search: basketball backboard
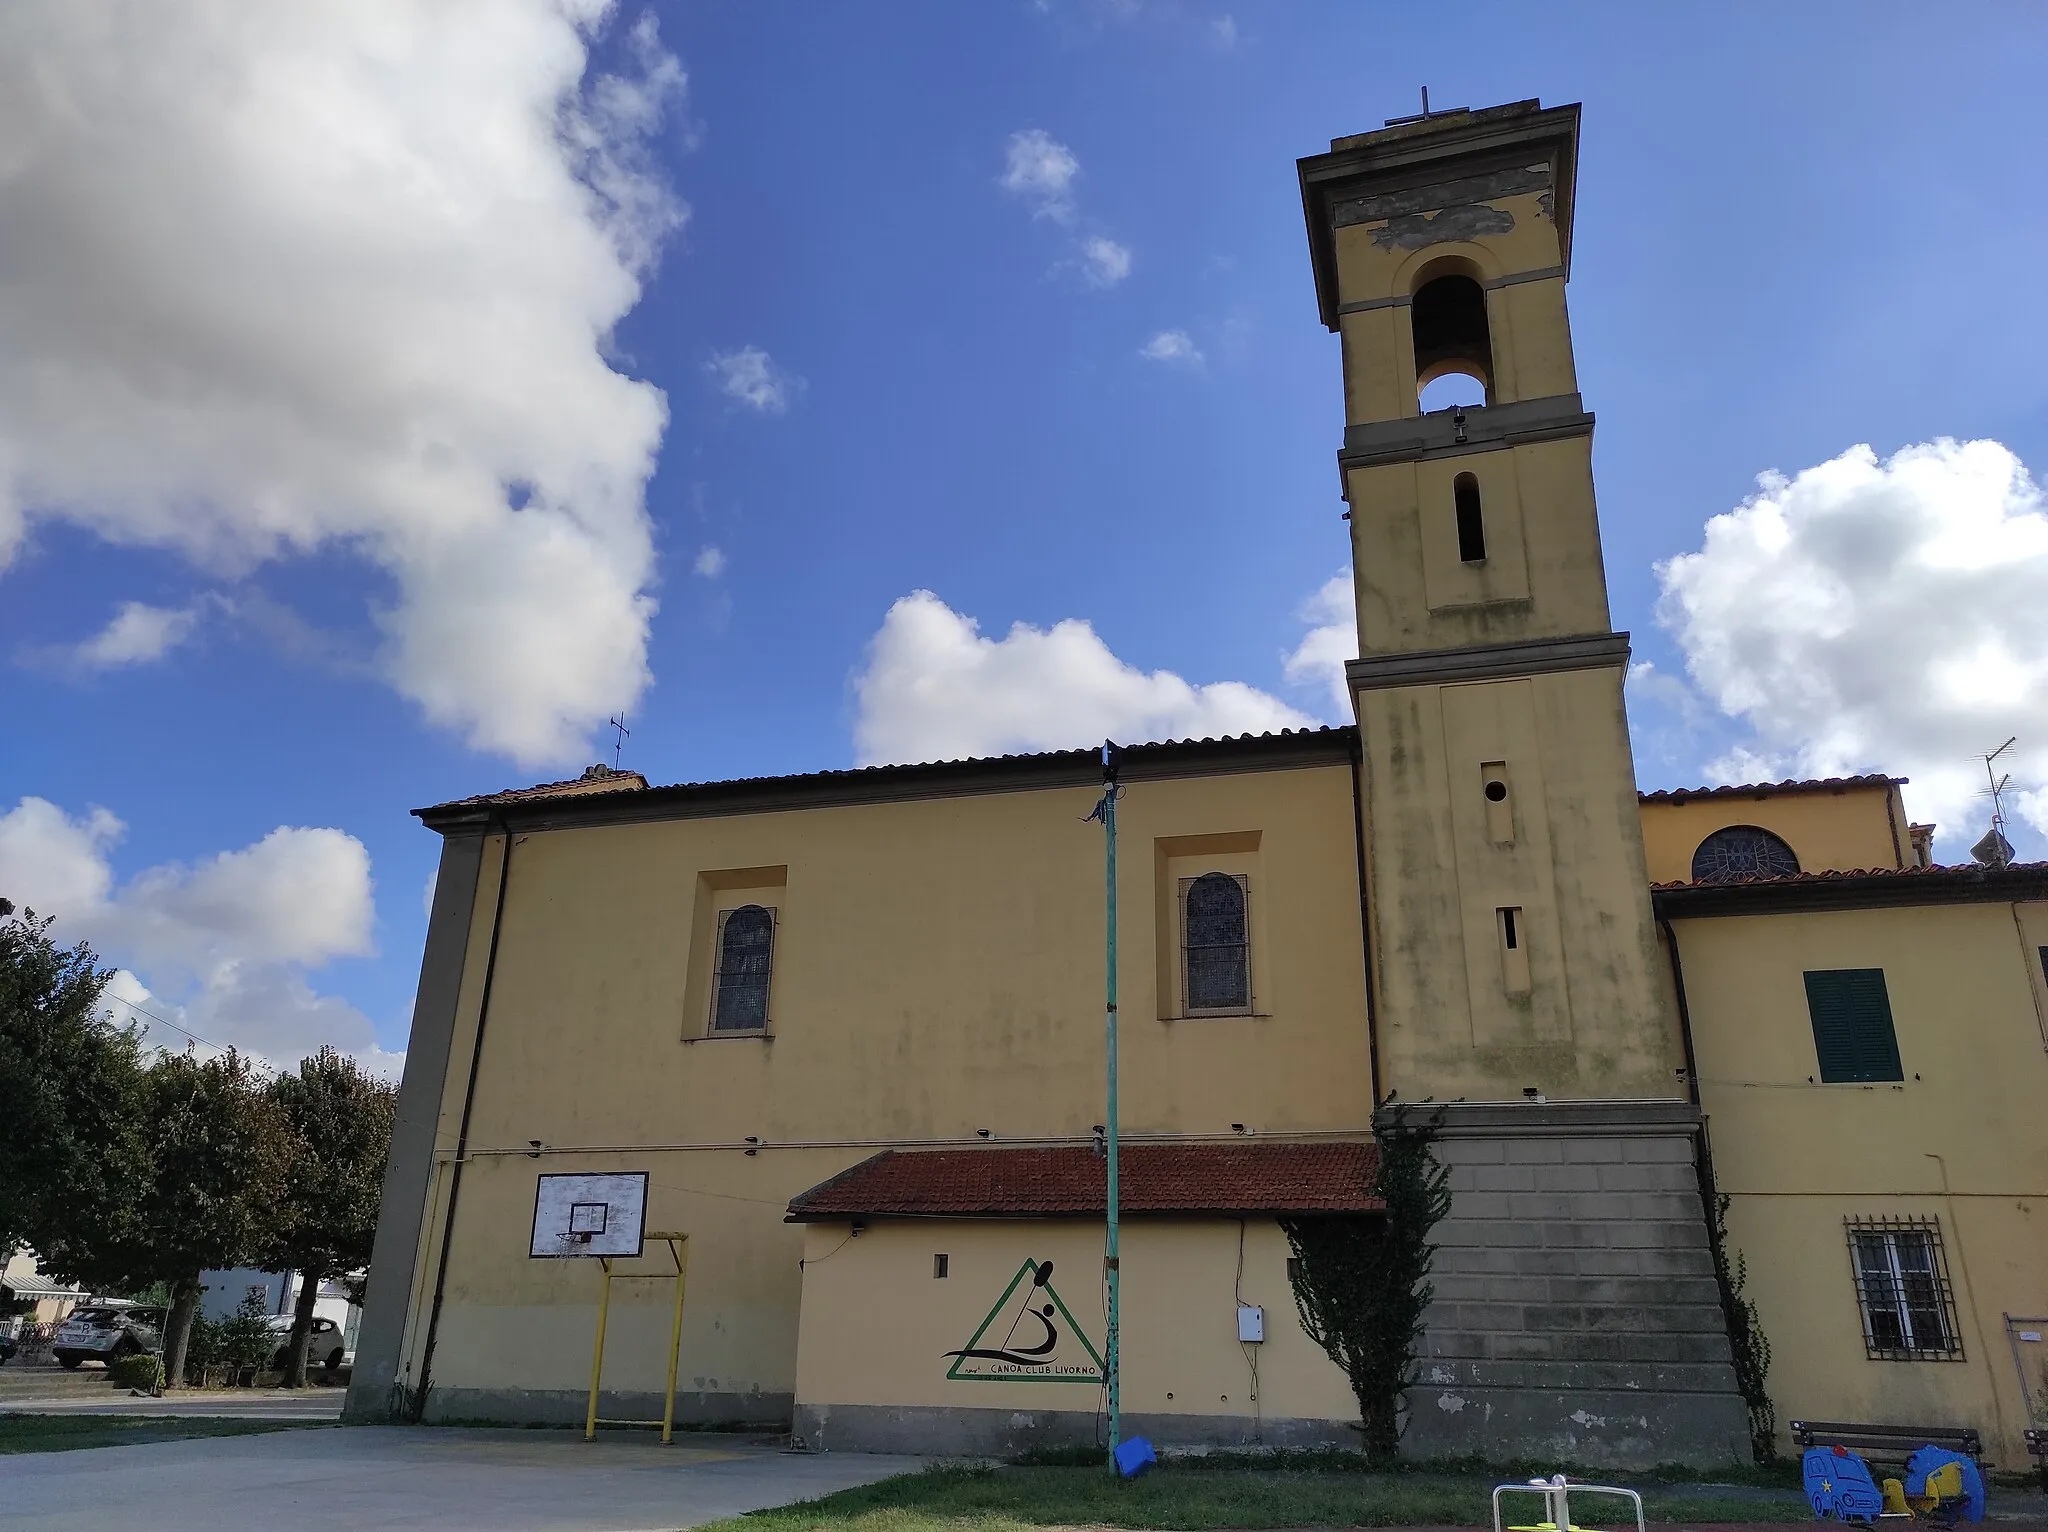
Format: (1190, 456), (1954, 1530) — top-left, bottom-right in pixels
(530, 1171), (648, 1258)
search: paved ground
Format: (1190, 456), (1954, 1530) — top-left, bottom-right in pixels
(0, 1359), (344, 1418)
(2, 1425), (923, 1532)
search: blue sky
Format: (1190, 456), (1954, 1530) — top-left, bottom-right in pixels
(3, 1), (2047, 1068)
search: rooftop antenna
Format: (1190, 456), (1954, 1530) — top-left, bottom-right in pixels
(608, 715), (631, 772)
(1971, 736), (2017, 869)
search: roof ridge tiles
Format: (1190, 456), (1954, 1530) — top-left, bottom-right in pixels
(1653, 860), (2048, 891)
(418, 725), (1359, 819)
(1637, 773), (1905, 804)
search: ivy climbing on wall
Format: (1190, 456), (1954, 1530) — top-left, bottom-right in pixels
(1705, 1185), (1777, 1462)
(1280, 1110), (1451, 1459)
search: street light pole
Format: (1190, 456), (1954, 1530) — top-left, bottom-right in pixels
(1093, 741), (1124, 1462)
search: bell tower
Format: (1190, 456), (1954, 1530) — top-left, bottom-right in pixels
(1301, 99), (1677, 1103)
(1301, 101), (1751, 1466)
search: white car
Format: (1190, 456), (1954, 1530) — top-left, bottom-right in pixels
(265, 1314), (352, 1374)
(52, 1307), (162, 1369)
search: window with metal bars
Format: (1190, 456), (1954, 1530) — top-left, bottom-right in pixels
(1845, 1217), (1962, 1361)
(1180, 872), (1251, 1015)
(710, 904), (774, 1031)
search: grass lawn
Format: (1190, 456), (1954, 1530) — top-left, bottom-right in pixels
(708, 1460), (1814, 1532)
(0, 1414), (326, 1455)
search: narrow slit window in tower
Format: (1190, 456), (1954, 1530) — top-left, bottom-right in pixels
(1455, 473), (1487, 563)
(1498, 906), (1530, 994)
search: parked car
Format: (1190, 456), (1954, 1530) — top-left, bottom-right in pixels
(0, 1328), (16, 1365)
(264, 1314), (352, 1374)
(51, 1307), (162, 1369)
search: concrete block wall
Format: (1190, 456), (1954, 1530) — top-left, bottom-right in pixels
(1379, 1100), (1751, 1468)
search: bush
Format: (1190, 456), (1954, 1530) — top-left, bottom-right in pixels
(182, 1311), (226, 1385)
(108, 1352), (164, 1392)
(218, 1290), (275, 1377)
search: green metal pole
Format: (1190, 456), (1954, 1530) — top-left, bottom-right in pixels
(1102, 743), (1122, 1463)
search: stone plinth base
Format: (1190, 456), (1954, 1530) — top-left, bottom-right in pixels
(1379, 1099), (1751, 1469)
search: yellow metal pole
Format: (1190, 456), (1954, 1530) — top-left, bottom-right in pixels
(585, 1258), (613, 1441)
(661, 1236), (689, 1444)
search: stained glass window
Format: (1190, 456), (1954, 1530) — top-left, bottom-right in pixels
(1183, 873), (1250, 1013)
(1690, 825), (1800, 883)
(711, 905), (773, 1031)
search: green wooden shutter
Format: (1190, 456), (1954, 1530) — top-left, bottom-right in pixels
(1803, 969), (1903, 1083)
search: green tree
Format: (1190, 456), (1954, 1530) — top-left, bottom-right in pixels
(1282, 1113), (1452, 1458)
(0, 899), (149, 1267)
(39, 1049), (292, 1387)
(261, 1048), (397, 1386)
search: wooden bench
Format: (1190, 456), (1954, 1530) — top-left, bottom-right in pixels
(1790, 1419), (1984, 1471)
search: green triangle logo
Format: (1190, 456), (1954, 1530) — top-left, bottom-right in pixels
(944, 1258), (1105, 1383)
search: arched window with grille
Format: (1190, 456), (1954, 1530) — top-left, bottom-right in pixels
(711, 904), (775, 1031)
(1690, 826), (1800, 884)
(1182, 872), (1250, 1015)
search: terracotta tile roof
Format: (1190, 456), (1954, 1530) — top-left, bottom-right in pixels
(1653, 861), (2048, 893)
(785, 1140), (1382, 1222)
(1654, 861), (2048, 915)
(1637, 774), (1904, 805)
(417, 727), (1358, 827)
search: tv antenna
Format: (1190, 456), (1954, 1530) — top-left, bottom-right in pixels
(608, 715), (631, 772)
(1972, 736), (2017, 869)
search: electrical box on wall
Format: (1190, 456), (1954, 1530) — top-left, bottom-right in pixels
(1237, 1304), (1264, 1343)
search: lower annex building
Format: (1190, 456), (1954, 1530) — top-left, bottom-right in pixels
(346, 99), (2048, 1466)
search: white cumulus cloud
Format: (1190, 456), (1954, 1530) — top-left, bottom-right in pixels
(853, 590), (1315, 766)
(1081, 236), (1132, 288)
(0, 796), (389, 1071)
(1141, 329), (1203, 365)
(1655, 438), (2048, 850)
(707, 346), (800, 414)
(0, 0), (687, 768)
(693, 545), (726, 578)
(1282, 570), (1356, 716)
(1000, 129), (1081, 221)
(62, 599), (208, 670)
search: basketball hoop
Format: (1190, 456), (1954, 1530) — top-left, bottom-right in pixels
(530, 1174), (647, 1261)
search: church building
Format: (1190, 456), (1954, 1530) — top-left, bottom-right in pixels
(346, 100), (2048, 1468)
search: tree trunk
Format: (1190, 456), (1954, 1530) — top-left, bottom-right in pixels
(1357, 1387), (1400, 1461)
(161, 1279), (201, 1390)
(281, 1268), (324, 1388)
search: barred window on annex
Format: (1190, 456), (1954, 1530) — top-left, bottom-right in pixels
(1847, 1218), (1962, 1361)
(711, 905), (775, 1032)
(1183, 872), (1251, 1015)
(1691, 825), (1800, 883)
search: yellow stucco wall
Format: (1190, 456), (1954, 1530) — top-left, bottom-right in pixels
(1359, 666), (1685, 1102)
(1332, 205), (1574, 419)
(793, 1218), (1355, 1431)
(1677, 900), (2048, 1461)
(1345, 438), (1614, 654)
(1324, 122), (1681, 1109)
(385, 761), (1373, 1409)
(1640, 784), (1907, 885)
